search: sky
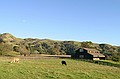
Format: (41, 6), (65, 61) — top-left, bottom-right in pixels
(0, 0), (120, 46)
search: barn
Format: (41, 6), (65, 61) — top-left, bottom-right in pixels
(72, 48), (105, 60)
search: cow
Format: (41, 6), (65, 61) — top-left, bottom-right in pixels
(10, 58), (19, 63)
(61, 60), (67, 65)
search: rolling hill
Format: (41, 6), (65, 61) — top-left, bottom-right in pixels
(0, 33), (120, 60)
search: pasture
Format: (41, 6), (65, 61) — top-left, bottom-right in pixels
(0, 57), (120, 79)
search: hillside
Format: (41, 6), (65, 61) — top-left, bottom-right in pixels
(0, 33), (120, 60)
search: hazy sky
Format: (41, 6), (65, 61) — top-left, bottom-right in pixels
(0, 0), (120, 46)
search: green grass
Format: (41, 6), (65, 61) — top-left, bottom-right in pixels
(0, 57), (120, 79)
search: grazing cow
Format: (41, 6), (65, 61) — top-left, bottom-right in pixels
(10, 58), (19, 63)
(61, 60), (67, 65)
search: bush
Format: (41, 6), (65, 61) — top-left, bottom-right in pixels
(112, 56), (120, 62)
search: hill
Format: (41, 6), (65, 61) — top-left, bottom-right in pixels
(0, 33), (120, 60)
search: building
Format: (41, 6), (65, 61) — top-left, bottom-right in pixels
(72, 48), (105, 60)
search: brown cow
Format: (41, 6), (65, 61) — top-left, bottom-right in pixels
(10, 58), (19, 63)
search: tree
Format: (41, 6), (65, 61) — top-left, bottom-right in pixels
(48, 47), (60, 55)
(0, 43), (12, 56)
(81, 41), (94, 48)
(13, 44), (30, 56)
(112, 53), (120, 62)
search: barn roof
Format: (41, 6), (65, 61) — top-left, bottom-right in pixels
(83, 48), (105, 57)
(83, 48), (99, 52)
(89, 52), (105, 57)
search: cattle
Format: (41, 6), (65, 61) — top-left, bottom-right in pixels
(61, 60), (67, 65)
(10, 58), (19, 63)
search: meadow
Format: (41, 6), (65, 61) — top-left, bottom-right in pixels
(0, 57), (120, 79)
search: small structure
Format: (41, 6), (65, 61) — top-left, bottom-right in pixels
(72, 48), (105, 60)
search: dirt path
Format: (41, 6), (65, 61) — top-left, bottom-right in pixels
(17, 54), (71, 60)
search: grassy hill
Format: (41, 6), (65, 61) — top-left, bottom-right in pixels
(0, 33), (120, 61)
(0, 57), (120, 79)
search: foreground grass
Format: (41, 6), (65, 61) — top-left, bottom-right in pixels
(0, 57), (120, 79)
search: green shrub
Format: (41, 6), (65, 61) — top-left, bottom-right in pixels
(112, 55), (120, 62)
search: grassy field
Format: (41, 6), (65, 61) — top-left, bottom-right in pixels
(0, 57), (120, 79)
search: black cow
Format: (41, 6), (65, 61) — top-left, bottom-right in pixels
(61, 60), (67, 65)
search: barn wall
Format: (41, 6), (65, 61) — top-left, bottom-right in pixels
(93, 58), (100, 60)
(72, 48), (105, 60)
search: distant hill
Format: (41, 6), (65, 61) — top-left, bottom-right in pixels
(0, 33), (120, 60)
(0, 33), (23, 44)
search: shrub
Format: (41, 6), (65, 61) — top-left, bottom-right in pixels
(112, 55), (120, 62)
